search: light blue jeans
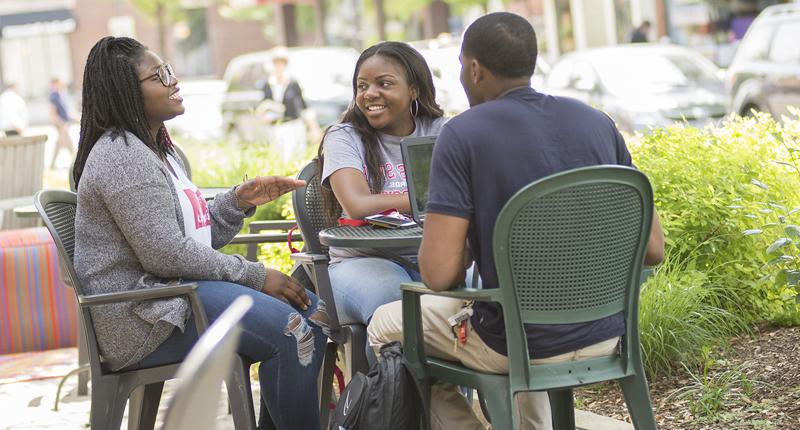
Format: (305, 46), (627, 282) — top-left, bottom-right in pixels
(329, 257), (422, 326)
(128, 281), (328, 430)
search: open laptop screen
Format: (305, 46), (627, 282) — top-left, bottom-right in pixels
(401, 136), (437, 225)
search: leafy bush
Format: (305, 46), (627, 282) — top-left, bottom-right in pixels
(177, 136), (313, 221)
(638, 255), (747, 377)
(630, 114), (800, 324)
(174, 135), (316, 257)
(728, 110), (800, 324)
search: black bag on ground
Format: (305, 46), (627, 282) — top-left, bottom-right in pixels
(329, 341), (427, 430)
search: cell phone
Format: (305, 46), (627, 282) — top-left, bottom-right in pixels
(364, 214), (417, 229)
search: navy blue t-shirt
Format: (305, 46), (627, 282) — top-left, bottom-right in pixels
(427, 87), (630, 359)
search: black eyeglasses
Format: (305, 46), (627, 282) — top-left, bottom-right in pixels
(139, 63), (175, 87)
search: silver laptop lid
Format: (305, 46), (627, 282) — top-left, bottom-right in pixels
(400, 135), (437, 226)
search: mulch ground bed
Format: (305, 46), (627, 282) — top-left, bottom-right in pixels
(575, 325), (800, 429)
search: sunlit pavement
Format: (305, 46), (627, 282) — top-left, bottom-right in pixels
(0, 349), (632, 430)
(0, 348), (253, 430)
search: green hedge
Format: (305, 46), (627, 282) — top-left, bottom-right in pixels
(631, 112), (800, 375)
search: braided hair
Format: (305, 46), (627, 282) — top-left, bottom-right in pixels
(73, 36), (173, 188)
(317, 41), (443, 218)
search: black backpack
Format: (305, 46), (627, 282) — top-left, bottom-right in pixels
(329, 341), (427, 430)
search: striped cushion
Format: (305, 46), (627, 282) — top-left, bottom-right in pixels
(0, 228), (78, 354)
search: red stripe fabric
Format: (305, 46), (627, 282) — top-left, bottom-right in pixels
(0, 228), (78, 354)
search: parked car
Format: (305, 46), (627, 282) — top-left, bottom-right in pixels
(222, 46), (359, 137)
(166, 78), (227, 139)
(727, 3), (800, 120)
(415, 40), (549, 115)
(545, 44), (727, 132)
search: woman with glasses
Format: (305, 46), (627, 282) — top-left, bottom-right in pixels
(72, 36), (329, 430)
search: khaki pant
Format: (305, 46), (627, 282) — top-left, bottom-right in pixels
(368, 295), (620, 430)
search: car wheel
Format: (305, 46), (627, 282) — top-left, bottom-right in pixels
(740, 104), (761, 117)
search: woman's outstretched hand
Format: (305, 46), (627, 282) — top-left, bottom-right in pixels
(235, 176), (306, 210)
(261, 268), (311, 310)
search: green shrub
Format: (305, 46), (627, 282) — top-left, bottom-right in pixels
(630, 114), (800, 324)
(638, 254), (747, 377)
(174, 135), (315, 257)
(177, 136), (313, 222)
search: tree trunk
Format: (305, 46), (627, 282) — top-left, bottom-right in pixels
(156, 1), (168, 57)
(423, 0), (450, 39)
(313, 0), (327, 45)
(374, 0), (386, 41)
(275, 3), (299, 47)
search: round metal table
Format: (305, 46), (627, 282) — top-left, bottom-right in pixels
(318, 225), (423, 249)
(319, 225), (423, 271)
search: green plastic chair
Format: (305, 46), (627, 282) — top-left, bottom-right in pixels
(401, 165), (658, 429)
(34, 190), (258, 430)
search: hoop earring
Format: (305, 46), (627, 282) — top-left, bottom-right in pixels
(410, 99), (419, 118)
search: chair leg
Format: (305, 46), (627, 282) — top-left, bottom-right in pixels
(226, 356), (257, 430)
(548, 389), (576, 430)
(477, 390), (492, 424)
(76, 316), (90, 396)
(481, 388), (515, 430)
(90, 377), (128, 430)
(619, 373), (657, 430)
(127, 382), (163, 430)
(346, 324), (370, 377)
(318, 341), (338, 428)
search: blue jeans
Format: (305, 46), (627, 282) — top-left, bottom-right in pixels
(130, 281), (328, 430)
(329, 257), (422, 326)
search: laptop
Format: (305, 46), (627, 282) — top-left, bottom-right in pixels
(400, 135), (437, 226)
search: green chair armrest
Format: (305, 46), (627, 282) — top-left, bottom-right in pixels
(401, 282), (501, 381)
(78, 283), (209, 332)
(400, 282), (502, 302)
(78, 283), (199, 306)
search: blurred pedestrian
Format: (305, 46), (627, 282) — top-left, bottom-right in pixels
(0, 83), (28, 136)
(629, 20), (651, 43)
(263, 46), (306, 121)
(49, 77), (75, 168)
(261, 46), (322, 158)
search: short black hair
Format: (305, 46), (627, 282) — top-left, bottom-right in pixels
(462, 12), (537, 79)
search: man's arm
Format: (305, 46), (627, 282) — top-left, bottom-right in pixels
(645, 210), (665, 265)
(418, 212), (471, 291)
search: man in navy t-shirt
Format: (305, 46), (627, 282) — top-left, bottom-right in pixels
(368, 12), (664, 429)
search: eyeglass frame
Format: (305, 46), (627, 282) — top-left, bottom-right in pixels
(139, 63), (176, 87)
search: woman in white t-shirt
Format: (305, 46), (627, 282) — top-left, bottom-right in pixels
(72, 37), (327, 430)
(317, 41), (445, 332)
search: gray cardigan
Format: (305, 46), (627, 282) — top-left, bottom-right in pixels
(74, 131), (267, 370)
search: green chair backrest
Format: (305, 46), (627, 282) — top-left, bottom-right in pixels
(292, 159), (341, 255)
(34, 190), (108, 375)
(492, 166), (653, 373)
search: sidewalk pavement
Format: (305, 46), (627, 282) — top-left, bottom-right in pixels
(0, 348), (632, 430)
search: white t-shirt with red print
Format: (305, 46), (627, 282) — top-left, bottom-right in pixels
(167, 154), (212, 247)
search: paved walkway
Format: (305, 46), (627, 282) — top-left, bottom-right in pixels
(0, 348), (632, 429)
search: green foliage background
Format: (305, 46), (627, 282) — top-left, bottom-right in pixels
(630, 113), (800, 376)
(175, 113), (800, 377)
